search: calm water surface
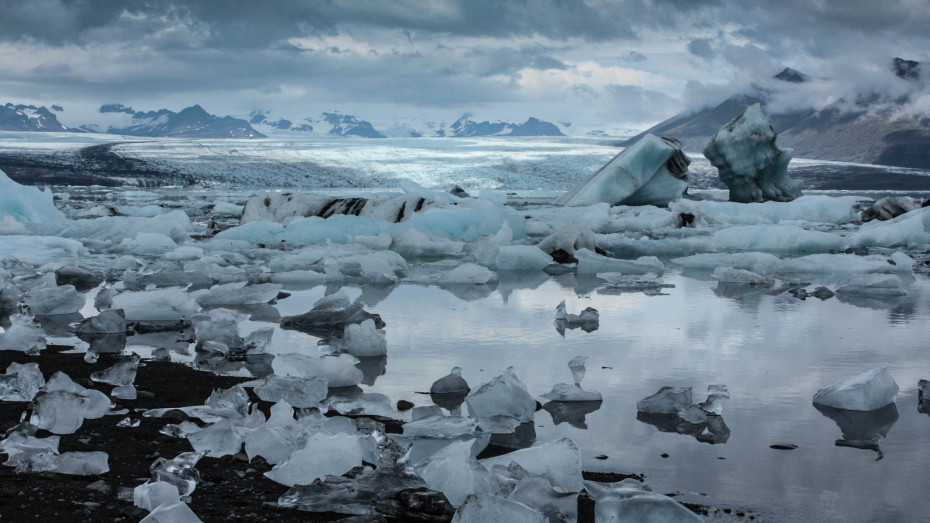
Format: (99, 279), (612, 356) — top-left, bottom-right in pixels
(261, 271), (930, 521)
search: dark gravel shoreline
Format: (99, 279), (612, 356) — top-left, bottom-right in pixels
(0, 347), (751, 522)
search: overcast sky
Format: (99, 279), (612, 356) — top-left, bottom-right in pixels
(1, 0), (928, 129)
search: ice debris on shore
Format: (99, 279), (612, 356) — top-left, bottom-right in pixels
(813, 367), (899, 411)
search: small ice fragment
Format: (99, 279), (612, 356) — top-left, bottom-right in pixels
(568, 356), (586, 387)
(150, 451), (207, 496)
(0, 362), (45, 401)
(430, 367), (470, 394)
(813, 367), (899, 411)
(330, 318), (387, 357)
(84, 351), (99, 364)
(90, 354), (140, 386)
(117, 417), (140, 428)
(637, 386), (693, 414)
(112, 384), (137, 400)
(205, 384), (250, 418)
(540, 383), (602, 402)
(465, 367), (536, 424)
(94, 284), (115, 311)
(585, 480), (703, 522)
(134, 481), (181, 512)
(0, 311), (47, 354)
(700, 384), (730, 415)
(139, 501), (202, 523)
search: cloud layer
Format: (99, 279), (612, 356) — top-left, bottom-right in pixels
(0, 0), (927, 128)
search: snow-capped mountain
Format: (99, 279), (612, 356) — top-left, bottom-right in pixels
(0, 103), (73, 132)
(622, 59), (930, 169)
(440, 115), (564, 137)
(321, 113), (385, 138)
(93, 104), (264, 138)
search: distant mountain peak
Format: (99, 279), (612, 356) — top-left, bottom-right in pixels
(108, 104), (264, 138)
(893, 57), (921, 81)
(0, 103), (71, 132)
(100, 103), (135, 114)
(774, 67), (808, 83)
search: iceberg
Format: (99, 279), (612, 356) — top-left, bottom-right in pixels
(813, 367), (899, 411)
(329, 318), (387, 357)
(557, 134), (691, 207)
(0, 167), (66, 222)
(0, 362), (45, 401)
(703, 103), (802, 203)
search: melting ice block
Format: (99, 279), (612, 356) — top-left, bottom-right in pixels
(265, 433), (367, 487)
(541, 357), (602, 402)
(557, 134), (691, 207)
(481, 438), (583, 494)
(585, 480), (703, 522)
(451, 494), (547, 523)
(139, 501), (202, 523)
(414, 439), (497, 507)
(250, 374), (328, 407)
(134, 481), (181, 512)
(0, 362), (45, 401)
(90, 353), (140, 386)
(703, 103), (801, 203)
(813, 367), (899, 411)
(575, 249), (664, 275)
(76, 309), (126, 334)
(0, 312), (46, 354)
(465, 367), (536, 424)
(275, 352), (364, 388)
(637, 386), (693, 414)
(111, 288), (200, 321)
(24, 284), (84, 315)
(192, 282), (281, 306)
(330, 318), (387, 357)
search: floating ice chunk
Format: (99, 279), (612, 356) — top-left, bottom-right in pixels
(814, 402), (898, 456)
(537, 226), (597, 263)
(813, 367), (899, 411)
(861, 196), (918, 222)
(558, 134), (691, 207)
(540, 383), (602, 402)
(24, 284), (84, 315)
(439, 263), (498, 285)
(139, 501), (202, 523)
(275, 352), (364, 388)
(0, 312), (46, 353)
(575, 249), (664, 275)
(481, 438), (583, 493)
(90, 354), (140, 386)
(192, 282), (281, 306)
(713, 266), (771, 285)
(431, 367), (470, 394)
(193, 308), (246, 349)
(117, 232), (177, 255)
(0, 236), (87, 265)
(212, 201), (244, 218)
(0, 168), (66, 222)
(280, 292), (384, 338)
(330, 318), (387, 357)
(415, 439), (497, 507)
(466, 367), (536, 424)
(266, 433), (367, 487)
(704, 103), (801, 203)
(94, 284), (116, 311)
(568, 356), (586, 386)
(847, 207), (930, 249)
(495, 246), (552, 272)
(134, 481), (181, 512)
(637, 386), (693, 414)
(835, 275), (908, 297)
(325, 392), (395, 418)
(111, 288), (200, 321)
(54, 265), (104, 291)
(700, 385), (730, 415)
(670, 195), (861, 225)
(0, 362), (45, 401)
(554, 301), (600, 333)
(76, 309), (126, 334)
(188, 413), (262, 458)
(250, 375), (328, 408)
(392, 228), (465, 259)
(708, 225), (843, 254)
(585, 480), (703, 523)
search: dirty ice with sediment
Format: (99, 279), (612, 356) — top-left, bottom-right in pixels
(2, 107), (930, 522)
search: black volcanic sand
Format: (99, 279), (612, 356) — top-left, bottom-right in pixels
(0, 347), (746, 522)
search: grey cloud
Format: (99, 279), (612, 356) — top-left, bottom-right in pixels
(622, 51), (647, 63)
(686, 38), (715, 60)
